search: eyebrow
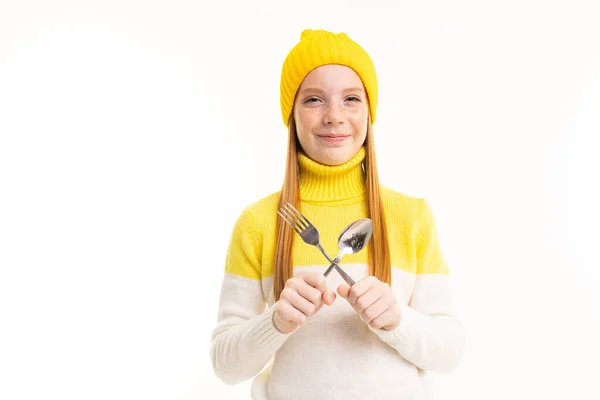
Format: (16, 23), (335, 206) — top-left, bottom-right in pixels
(299, 86), (365, 95)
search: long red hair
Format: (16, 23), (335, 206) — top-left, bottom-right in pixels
(273, 116), (391, 300)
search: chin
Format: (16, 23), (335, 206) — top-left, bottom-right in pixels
(318, 149), (353, 166)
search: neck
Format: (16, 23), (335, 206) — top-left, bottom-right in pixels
(297, 147), (367, 204)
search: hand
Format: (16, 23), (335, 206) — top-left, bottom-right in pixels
(273, 271), (336, 334)
(337, 276), (401, 331)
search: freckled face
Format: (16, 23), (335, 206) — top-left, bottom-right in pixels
(293, 65), (369, 166)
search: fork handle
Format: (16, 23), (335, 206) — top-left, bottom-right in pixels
(332, 263), (356, 286)
(317, 244), (355, 286)
(323, 256), (341, 277)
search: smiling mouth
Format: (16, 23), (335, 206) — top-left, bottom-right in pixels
(318, 134), (351, 138)
(317, 135), (350, 145)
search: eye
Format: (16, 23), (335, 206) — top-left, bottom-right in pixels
(346, 96), (361, 102)
(304, 96), (320, 104)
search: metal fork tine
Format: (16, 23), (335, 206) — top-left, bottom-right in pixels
(282, 204), (307, 230)
(279, 207), (305, 231)
(277, 211), (303, 235)
(285, 203), (312, 227)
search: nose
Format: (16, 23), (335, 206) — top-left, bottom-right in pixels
(323, 104), (344, 125)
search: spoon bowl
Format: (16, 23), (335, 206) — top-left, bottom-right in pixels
(324, 218), (373, 278)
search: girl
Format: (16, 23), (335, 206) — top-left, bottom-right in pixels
(211, 29), (464, 399)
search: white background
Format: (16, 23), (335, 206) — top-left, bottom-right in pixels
(1, 1), (599, 399)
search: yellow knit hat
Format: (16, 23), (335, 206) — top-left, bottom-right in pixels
(280, 29), (378, 127)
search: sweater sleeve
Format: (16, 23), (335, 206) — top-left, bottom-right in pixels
(370, 199), (465, 373)
(210, 208), (292, 384)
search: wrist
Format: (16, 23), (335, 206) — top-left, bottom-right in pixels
(272, 310), (298, 334)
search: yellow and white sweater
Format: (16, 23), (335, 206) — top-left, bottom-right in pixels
(211, 147), (464, 399)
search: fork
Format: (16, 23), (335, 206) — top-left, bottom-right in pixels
(277, 202), (355, 286)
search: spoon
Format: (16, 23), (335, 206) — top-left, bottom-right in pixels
(323, 218), (373, 285)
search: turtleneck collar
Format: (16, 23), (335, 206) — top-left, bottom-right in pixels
(298, 147), (366, 204)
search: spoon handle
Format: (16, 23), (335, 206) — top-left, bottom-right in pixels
(316, 244), (355, 286)
(332, 263), (356, 286)
(323, 256), (341, 277)
(323, 257), (356, 286)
